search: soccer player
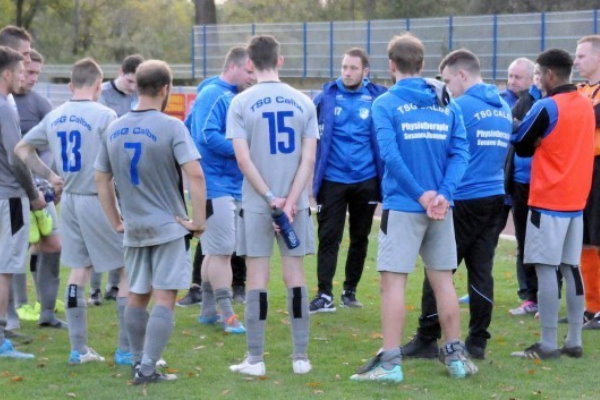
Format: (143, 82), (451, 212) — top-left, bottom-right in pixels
(13, 49), (65, 329)
(92, 53), (145, 304)
(574, 35), (600, 329)
(402, 49), (511, 360)
(511, 49), (594, 359)
(15, 58), (127, 365)
(190, 47), (254, 333)
(0, 45), (46, 359)
(227, 35), (317, 376)
(350, 34), (476, 382)
(95, 59), (206, 384)
(310, 48), (386, 313)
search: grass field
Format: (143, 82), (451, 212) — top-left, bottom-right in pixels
(1, 220), (598, 400)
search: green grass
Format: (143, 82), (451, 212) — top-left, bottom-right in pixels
(2, 221), (598, 400)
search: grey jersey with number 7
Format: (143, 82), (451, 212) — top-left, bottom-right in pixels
(94, 109), (201, 247)
(23, 100), (117, 195)
(225, 82), (319, 213)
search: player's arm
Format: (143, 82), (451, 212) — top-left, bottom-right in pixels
(14, 139), (63, 198)
(202, 97), (235, 158)
(177, 161), (206, 236)
(95, 171), (123, 232)
(1, 113), (45, 209)
(511, 99), (554, 157)
(232, 138), (283, 208)
(284, 137), (317, 219)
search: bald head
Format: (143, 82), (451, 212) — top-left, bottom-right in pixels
(507, 58), (534, 94)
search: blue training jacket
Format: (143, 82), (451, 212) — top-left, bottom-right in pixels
(189, 77), (243, 200)
(453, 83), (512, 200)
(312, 78), (387, 198)
(372, 77), (470, 212)
(513, 85), (542, 184)
(500, 89), (518, 108)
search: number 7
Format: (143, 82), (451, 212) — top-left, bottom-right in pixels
(124, 142), (142, 185)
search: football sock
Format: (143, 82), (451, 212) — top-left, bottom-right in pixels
(65, 284), (87, 353)
(125, 305), (148, 364)
(117, 297), (130, 352)
(140, 305), (173, 376)
(287, 286), (309, 360)
(246, 289), (267, 363)
(200, 281), (217, 318)
(215, 288), (234, 322)
(560, 264), (584, 348)
(536, 264), (560, 350)
(37, 252), (61, 324)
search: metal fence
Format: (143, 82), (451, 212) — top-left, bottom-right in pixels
(191, 9), (600, 81)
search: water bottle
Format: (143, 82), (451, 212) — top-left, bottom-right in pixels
(43, 187), (55, 203)
(271, 207), (300, 249)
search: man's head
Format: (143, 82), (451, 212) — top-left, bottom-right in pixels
(221, 47), (255, 90)
(575, 35), (600, 81)
(70, 57), (103, 100)
(116, 54), (144, 95)
(0, 25), (31, 65)
(19, 49), (43, 94)
(0, 45), (25, 95)
(439, 49), (481, 97)
(341, 48), (370, 90)
(387, 33), (424, 78)
(136, 60), (172, 111)
(247, 35), (282, 72)
(535, 48), (573, 93)
(507, 58), (534, 94)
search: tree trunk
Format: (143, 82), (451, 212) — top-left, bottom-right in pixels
(194, 0), (216, 25)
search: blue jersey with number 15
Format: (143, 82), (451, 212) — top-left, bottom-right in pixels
(23, 100), (117, 195)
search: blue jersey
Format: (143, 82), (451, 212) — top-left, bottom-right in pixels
(500, 89), (518, 108)
(189, 77), (242, 199)
(454, 83), (512, 200)
(372, 77), (469, 213)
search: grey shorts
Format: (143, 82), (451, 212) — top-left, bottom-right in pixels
(236, 208), (315, 258)
(46, 201), (59, 235)
(0, 198), (29, 274)
(60, 193), (124, 272)
(125, 237), (192, 294)
(377, 210), (457, 273)
(200, 196), (237, 255)
(524, 210), (583, 266)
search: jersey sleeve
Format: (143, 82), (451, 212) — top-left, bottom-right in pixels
(172, 120), (201, 165)
(94, 134), (112, 174)
(225, 97), (246, 140)
(201, 95), (235, 157)
(437, 102), (470, 201)
(22, 116), (50, 148)
(303, 101), (320, 139)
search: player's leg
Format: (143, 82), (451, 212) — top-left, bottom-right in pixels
(114, 267), (132, 365)
(282, 255), (310, 373)
(133, 237), (190, 384)
(36, 212), (65, 328)
(198, 256), (217, 322)
(313, 180), (348, 312)
(0, 198), (34, 359)
(343, 178), (378, 307)
(176, 243), (203, 307)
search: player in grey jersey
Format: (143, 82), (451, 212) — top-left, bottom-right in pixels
(0, 45), (46, 359)
(95, 59), (206, 385)
(227, 35), (318, 376)
(15, 58), (129, 365)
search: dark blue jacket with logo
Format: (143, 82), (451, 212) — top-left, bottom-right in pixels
(312, 78), (387, 198)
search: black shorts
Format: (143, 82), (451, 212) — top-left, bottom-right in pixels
(583, 156), (600, 246)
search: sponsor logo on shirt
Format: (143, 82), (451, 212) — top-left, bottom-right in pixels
(359, 107), (370, 120)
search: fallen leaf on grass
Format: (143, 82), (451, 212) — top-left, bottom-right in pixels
(306, 382), (321, 388)
(194, 367), (203, 372)
(501, 386), (515, 392)
(166, 368), (178, 374)
(193, 345), (206, 350)
(142, 387), (148, 397)
(1, 371), (11, 377)
(221, 389), (230, 395)
(527, 369), (536, 375)
(181, 330), (192, 336)
(405, 305), (415, 311)
(370, 332), (383, 340)
(313, 390), (324, 395)
(37, 362), (46, 368)
(280, 318), (290, 325)
(66, 393), (76, 398)
(258, 376), (268, 381)
(541, 366), (552, 371)
(186, 372), (197, 378)
(10, 376), (23, 382)
(215, 342), (224, 348)
(533, 359), (542, 365)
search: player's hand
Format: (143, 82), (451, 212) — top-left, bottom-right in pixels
(114, 221), (124, 233)
(270, 197), (286, 210)
(30, 191), (46, 211)
(282, 202), (297, 223)
(176, 216), (205, 238)
(49, 173), (64, 203)
(426, 194), (449, 220)
(418, 190), (437, 211)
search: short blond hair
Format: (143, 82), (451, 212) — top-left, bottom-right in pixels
(578, 35), (600, 50)
(71, 58), (102, 88)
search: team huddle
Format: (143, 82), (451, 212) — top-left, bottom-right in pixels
(1, 22), (600, 386)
